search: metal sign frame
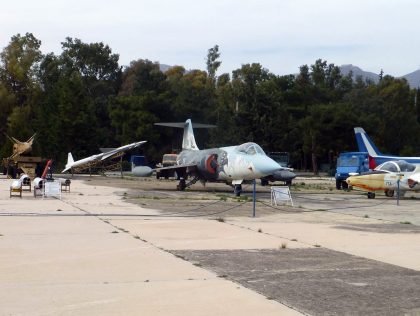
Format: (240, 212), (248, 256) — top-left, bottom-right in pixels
(271, 186), (293, 206)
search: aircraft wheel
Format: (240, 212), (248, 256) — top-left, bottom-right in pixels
(385, 190), (394, 197)
(177, 179), (186, 191)
(341, 181), (348, 190)
(367, 192), (376, 199)
(234, 184), (242, 196)
(336, 180), (342, 190)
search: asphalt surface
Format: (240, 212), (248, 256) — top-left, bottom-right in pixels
(3, 175), (420, 315)
(173, 248), (420, 316)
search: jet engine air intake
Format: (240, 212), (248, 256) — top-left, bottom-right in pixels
(198, 154), (218, 178)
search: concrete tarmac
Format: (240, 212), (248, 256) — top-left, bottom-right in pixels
(1, 175), (420, 315)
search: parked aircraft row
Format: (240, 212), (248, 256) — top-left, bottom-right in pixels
(57, 119), (296, 196)
(8, 120), (418, 198)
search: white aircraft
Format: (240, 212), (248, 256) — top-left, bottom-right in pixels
(346, 160), (420, 198)
(354, 127), (420, 166)
(154, 119), (295, 196)
(62, 141), (147, 173)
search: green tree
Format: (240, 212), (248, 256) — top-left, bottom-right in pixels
(206, 45), (221, 82)
(0, 33), (42, 156)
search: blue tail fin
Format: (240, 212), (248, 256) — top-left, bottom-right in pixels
(354, 127), (382, 156)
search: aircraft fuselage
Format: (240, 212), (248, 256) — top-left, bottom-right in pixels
(177, 143), (282, 183)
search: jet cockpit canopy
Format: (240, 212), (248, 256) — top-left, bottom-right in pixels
(375, 160), (416, 173)
(236, 142), (266, 155)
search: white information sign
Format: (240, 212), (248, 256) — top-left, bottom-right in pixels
(43, 180), (62, 199)
(271, 186), (293, 206)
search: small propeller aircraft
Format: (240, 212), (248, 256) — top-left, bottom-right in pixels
(62, 141), (147, 173)
(346, 160), (420, 198)
(155, 119), (295, 196)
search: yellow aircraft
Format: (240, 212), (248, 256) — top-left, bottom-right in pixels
(346, 160), (420, 198)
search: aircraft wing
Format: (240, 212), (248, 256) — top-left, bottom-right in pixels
(101, 141), (147, 160)
(155, 163), (198, 172)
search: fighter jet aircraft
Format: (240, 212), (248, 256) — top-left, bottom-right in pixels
(346, 160), (420, 198)
(62, 141), (147, 173)
(155, 119), (295, 196)
(354, 127), (420, 166)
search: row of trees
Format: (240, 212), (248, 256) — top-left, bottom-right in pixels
(1, 33), (419, 172)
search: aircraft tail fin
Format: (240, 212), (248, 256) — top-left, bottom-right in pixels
(182, 119), (199, 150)
(155, 119), (216, 151)
(354, 127), (382, 157)
(67, 152), (74, 165)
(62, 153), (74, 173)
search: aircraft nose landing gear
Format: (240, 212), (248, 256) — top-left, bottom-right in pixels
(234, 184), (242, 196)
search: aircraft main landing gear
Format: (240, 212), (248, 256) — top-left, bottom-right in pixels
(177, 178), (186, 191)
(367, 192), (376, 199)
(234, 184), (242, 197)
(385, 189), (394, 197)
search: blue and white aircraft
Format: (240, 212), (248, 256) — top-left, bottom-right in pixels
(155, 119), (295, 196)
(354, 127), (420, 166)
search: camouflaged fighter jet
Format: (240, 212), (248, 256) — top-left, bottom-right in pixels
(155, 119), (296, 196)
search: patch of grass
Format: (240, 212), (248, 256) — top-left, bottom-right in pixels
(314, 244), (321, 247)
(216, 217), (225, 223)
(56, 209), (63, 212)
(400, 221), (412, 225)
(111, 230), (119, 234)
(103, 220), (109, 224)
(315, 209), (326, 212)
(219, 196), (227, 201)
(236, 195), (250, 202)
(152, 196), (161, 200)
(78, 193), (84, 196)
(258, 228), (262, 233)
(280, 242), (287, 249)
(291, 238), (298, 241)
(0, 234), (3, 237)
(134, 235), (141, 239)
(364, 214), (369, 218)
(218, 274), (228, 278)
(193, 262), (202, 267)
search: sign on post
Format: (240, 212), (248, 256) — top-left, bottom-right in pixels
(271, 186), (293, 206)
(43, 180), (62, 199)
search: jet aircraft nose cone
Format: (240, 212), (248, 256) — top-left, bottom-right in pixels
(274, 170), (297, 181)
(255, 156), (282, 176)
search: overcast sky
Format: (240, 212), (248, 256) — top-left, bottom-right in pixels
(1, 0), (419, 76)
